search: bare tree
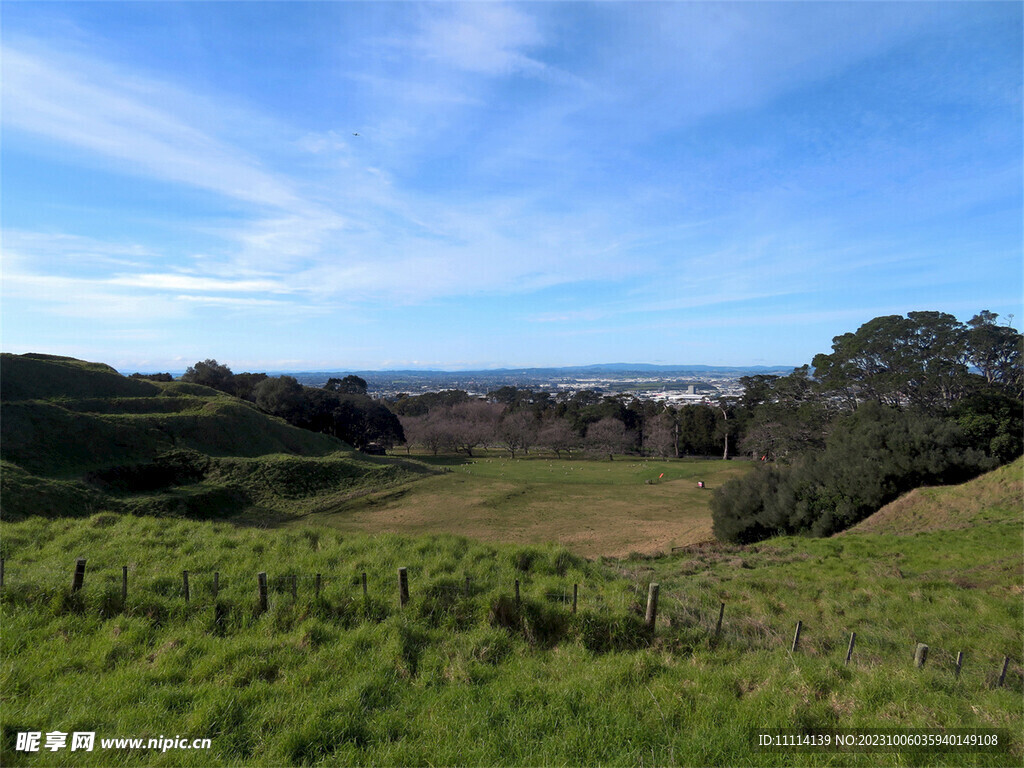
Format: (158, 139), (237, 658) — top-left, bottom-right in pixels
(448, 401), (502, 457)
(498, 410), (539, 458)
(642, 413), (675, 457)
(585, 417), (634, 461)
(537, 417), (579, 459)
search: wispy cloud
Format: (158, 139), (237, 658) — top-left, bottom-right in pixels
(411, 3), (546, 77)
(2, 44), (302, 211)
(2, 2), (1018, 369)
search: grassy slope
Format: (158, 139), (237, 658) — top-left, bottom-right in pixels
(0, 354), (433, 521)
(0, 459), (1020, 766)
(844, 457), (1023, 536)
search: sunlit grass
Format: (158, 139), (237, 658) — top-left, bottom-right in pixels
(1, 508), (1020, 767)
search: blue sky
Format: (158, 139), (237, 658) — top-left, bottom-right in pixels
(2, 2), (1021, 372)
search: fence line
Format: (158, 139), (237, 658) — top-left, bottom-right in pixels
(0, 558), (1016, 687)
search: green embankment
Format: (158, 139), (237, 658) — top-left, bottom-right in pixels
(0, 353), (433, 521)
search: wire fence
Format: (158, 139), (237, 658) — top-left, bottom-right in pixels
(0, 556), (1017, 690)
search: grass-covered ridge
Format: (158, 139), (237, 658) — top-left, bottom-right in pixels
(844, 456), (1023, 536)
(0, 353), (434, 522)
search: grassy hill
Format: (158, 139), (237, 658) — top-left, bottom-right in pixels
(0, 354), (433, 521)
(843, 456), (1023, 536)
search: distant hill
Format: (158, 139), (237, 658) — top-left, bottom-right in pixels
(0, 353), (433, 521)
(284, 363), (797, 378)
(844, 456), (1023, 536)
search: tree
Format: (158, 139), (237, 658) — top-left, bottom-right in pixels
(711, 402), (996, 543)
(642, 413), (676, 457)
(584, 417), (633, 460)
(325, 375), (368, 396)
(447, 401), (502, 457)
(810, 312), (972, 411)
(182, 359), (234, 392)
(737, 366), (828, 461)
(966, 311), (1023, 396)
(715, 397), (739, 460)
(231, 372), (268, 401)
(498, 410), (539, 458)
(677, 404), (719, 456)
(537, 417), (579, 458)
(390, 390), (470, 417)
(253, 376), (305, 421)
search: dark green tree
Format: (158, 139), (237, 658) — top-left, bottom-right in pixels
(182, 359), (234, 392)
(325, 375), (368, 396)
(966, 311), (1022, 396)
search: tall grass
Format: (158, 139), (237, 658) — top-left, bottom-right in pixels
(1, 512), (1020, 766)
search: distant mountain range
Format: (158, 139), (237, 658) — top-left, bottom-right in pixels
(141, 363), (797, 380)
(282, 363), (797, 378)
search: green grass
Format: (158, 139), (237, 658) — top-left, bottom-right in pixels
(1, 502), (1020, 767)
(298, 452), (749, 558)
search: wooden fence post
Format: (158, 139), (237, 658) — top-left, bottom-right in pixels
(572, 583), (578, 614)
(398, 567), (409, 608)
(997, 656), (1009, 687)
(845, 632), (856, 665)
(714, 603), (725, 638)
(915, 643), (929, 668)
(183, 571), (190, 602)
(257, 572), (268, 612)
(464, 576), (471, 597)
(515, 579), (521, 607)
(645, 583), (660, 629)
(791, 621), (803, 653)
(315, 573), (322, 598)
(122, 566), (128, 602)
(72, 558), (86, 592)
(955, 651), (964, 679)
(213, 572), (220, 599)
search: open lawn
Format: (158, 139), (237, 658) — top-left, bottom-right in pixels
(283, 453), (751, 558)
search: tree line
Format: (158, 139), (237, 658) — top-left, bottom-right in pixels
(173, 361), (405, 452)
(711, 310), (1022, 543)
(393, 387), (729, 460)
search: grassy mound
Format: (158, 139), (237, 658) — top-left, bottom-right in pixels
(844, 456), (1023, 536)
(0, 354), (433, 522)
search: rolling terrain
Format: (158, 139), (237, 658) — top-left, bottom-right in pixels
(0, 354), (1020, 766)
(0, 354), (433, 522)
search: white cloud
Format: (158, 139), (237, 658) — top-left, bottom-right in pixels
(108, 274), (290, 294)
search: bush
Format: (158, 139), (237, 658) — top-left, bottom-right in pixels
(712, 403), (998, 543)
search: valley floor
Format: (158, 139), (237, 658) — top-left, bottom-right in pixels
(279, 453), (749, 558)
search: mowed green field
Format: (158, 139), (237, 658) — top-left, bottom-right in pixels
(284, 453), (750, 558)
